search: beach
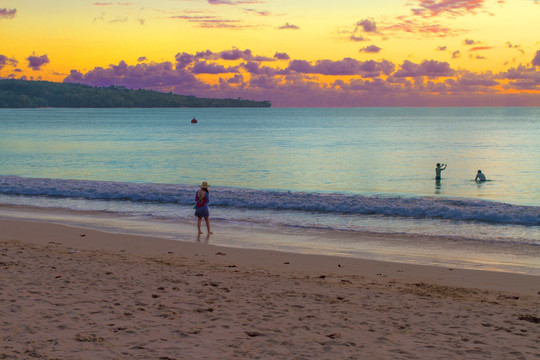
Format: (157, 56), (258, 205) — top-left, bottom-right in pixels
(1, 217), (539, 360)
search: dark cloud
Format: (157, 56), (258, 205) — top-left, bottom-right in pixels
(26, 53), (50, 71)
(274, 52), (290, 60)
(191, 61), (238, 74)
(336, 77), (399, 93)
(60, 49), (540, 107)
(278, 22), (299, 30)
(532, 50), (540, 67)
(452, 50), (461, 58)
(411, 0), (485, 18)
(138, 57), (147, 62)
(176, 48), (269, 66)
(226, 74), (245, 85)
(498, 65), (538, 80)
(394, 60), (454, 78)
(437, 46), (447, 51)
(175, 52), (195, 69)
(0, 55), (17, 69)
(220, 48), (253, 60)
(288, 58), (394, 77)
(64, 61), (207, 94)
(454, 72), (499, 91)
(249, 74), (281, 89)
(242, 61), (282, 75)
(464, 39), (480, 45)
(356, 19), (377, 33)
(506, 42), (524, 54)
(359, 45), (381, 53)
(350, 35), (368, 42)
(0, 8), (17, 18)
(0, 55), (8, 69)
(498, 65), (540, 90)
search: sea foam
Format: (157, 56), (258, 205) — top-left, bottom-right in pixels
(1, 176), (539, 226)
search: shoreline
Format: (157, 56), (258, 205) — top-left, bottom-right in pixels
(1, 217), (539, 296)
(1, 217), (539, 359)
(1, 203), (539, 277)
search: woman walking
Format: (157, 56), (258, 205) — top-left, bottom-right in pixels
(195, 181), (212, 234)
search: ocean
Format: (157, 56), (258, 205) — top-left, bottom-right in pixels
(1, 107), (539, 274)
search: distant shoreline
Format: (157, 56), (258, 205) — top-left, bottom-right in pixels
(0, 79), (271, 108)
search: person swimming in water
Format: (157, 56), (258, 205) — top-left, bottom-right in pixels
(435, 163), (447, 180)
(475, 170), (486, 182)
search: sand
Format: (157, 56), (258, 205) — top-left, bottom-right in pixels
(1, 218), (539, 360)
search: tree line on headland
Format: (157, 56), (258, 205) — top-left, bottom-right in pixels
(0, 80), (271, 108)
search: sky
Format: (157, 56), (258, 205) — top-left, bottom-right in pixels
(1, 0), (540, 107)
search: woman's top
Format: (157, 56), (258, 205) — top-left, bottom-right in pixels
(194, 191), (210, 217)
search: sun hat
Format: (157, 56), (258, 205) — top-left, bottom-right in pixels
(200, 181), (210, 189)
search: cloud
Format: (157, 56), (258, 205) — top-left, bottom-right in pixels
(244, 8), (271, 16)
(533, 50), (540, 67)
(359, 45), (381, 53)
(469, 46), (492, 51)
(437, 46), (447, 51)
(288, 58), (394, 77)
(220, 48), (254, 60)
(464, 39), (480, 45)
(93, 2), (113, 5)
(0, 55), (18, 69)
(138, 57), (147, 62)
(26, 53), (50, 71)
(452, 50), (461, 58)
(61, 50), (540, 107)
(273, 52), (290, 60)
(208, 0), (234, 4)
(411, 0), (486, 18)
(278, 22), (299, 30)
(191, 61), (239, 74)
(350, 35), (368, 42)
(64, 61), (207, 93)
(382, 19), (455, 37)
(356, 19), (377, 33)
(242, 61), (281, 75)
(394, 60), (454, 77)
(506, 42), (524, 54)
(457, 72), (499, 91)
(0, 8), (17, 19)
(499, 66), (540, 90)
(170, 14), (246, 29)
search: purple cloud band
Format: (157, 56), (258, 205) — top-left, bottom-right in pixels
(59, 48), (540, 107)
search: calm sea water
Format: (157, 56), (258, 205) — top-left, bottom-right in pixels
(1, 108), (539, 273)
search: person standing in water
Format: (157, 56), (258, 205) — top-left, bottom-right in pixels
(435, 163), (447, 180)
(194, 181), (212, 235)
(475, 170), (486, 182)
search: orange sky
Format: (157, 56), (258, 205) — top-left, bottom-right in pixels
(1, 0), (539, 106)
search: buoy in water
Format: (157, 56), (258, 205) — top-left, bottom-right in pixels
(191, 118), (197, 124)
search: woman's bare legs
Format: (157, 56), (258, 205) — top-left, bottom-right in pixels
(197, 217), (203, 234)
(204, 217), (213, 234)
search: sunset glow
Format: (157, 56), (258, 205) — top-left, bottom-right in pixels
(1, 0), (539, 106)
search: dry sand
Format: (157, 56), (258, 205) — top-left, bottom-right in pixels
(1, 218), (539, 359)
